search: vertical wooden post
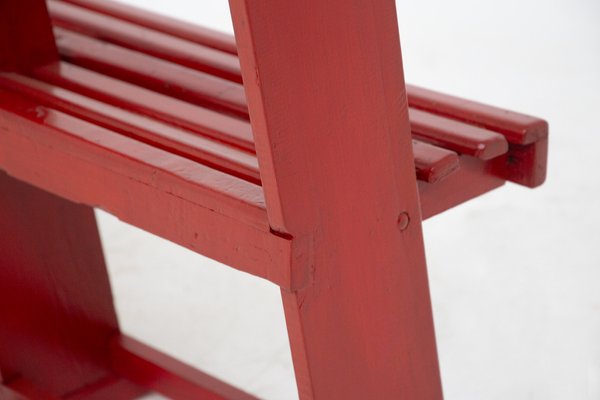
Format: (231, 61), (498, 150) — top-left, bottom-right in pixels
(0, 172), (119, 396)
(229, 1), (443, 398)
(0, 0), (58, 72)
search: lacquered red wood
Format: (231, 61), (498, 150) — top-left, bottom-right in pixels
(406, 84), (548, 187)
(48, 1), (242, 83)
(0, 1), (548, 398)
(230, 1), (443, 398)
(0, 71), (457, 186)
(0, 88), (297, 289)
(32, 61), (255, 152)
(48, 0), (547, 188)
(413, 140), (460, 183)
(48, 24), (547, 190)
(409, 108), (508, 160)
(407, 85), (547, 145)
(0, 384), (29, 400)
(491, 137), (548, 188)
(0, 172), (118, 396)
(110, 335), (259, 400)
(418, 157), (506, 219)
(0, 0), (58, 72)
(0, 73), (261, 185)
(54, 28), (248, 117)
(3, 378), (65, 400)
(61, 0), (238, 55)
(61, 375), (148, 400)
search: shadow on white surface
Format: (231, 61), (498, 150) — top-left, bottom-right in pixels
(96, 211), (297, 400)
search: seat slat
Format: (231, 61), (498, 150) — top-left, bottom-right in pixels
(32, 61), (255, 152)
(406, 85), (548, 145)
(0, 87), (265, 224)
(0, 73), (260, 184)
(0, 0), (545, 237)
(412, 141), (459, 184)
(50, 0), (547, 148)
(60, 0), (238, 55)
(14, 63), (457, 184)
(0, 87), (300, 289)
(54, 28), (248, 117)
(409, 108), (508, 160)
(52, 29), (506, 165)
(47, 0), (241, 83)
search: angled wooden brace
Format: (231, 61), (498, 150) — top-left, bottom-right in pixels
(230, 1), (443, 399)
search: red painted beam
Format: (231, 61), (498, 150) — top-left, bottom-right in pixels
(47, 0), (547, 188)
(51, 27), (512, 165)
(49, 26), (546, 189)
(32, 61), (255, 152)
(0, 73), (260, 185)
(60, 0), (238, 54)
(110, 335), (259, 400)
(48, 0), (241, 83)
(0, 70), (459, 185)
(230, 0), (443, 398)
(0, 173), (118, 397)
(0, 0), (58, 72)
(63, 375), (148, 400)
(413, 140), (460, 184)
(0, 88), (299, 289)
(409, 108), (508, 160)
(54, 27), (248, 117)
(3, 378), (63, 400)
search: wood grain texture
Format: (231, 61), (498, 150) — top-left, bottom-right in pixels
(230, 0), (443, 398)
(48, 21), (547, 189)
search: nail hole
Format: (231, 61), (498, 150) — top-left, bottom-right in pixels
(397, 212), (410, 231)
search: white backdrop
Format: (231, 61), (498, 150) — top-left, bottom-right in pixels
(95, 1), (600, 399)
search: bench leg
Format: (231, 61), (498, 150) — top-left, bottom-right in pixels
(280, 255), (443, 400)
(230, 0), (444, 397)
(0, 172), (120, 397)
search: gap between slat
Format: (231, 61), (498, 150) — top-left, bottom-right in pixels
(0, 73), (261, 185)
(49, 0), (546, 147)
(60, 0), (238, 54)
(54, 28), (506, 162)
(32, 61), (256, 152)
(47, 0), (242, 83)
(0, 70), (457, 184)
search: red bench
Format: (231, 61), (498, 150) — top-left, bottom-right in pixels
(0, 0), (548, 399)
